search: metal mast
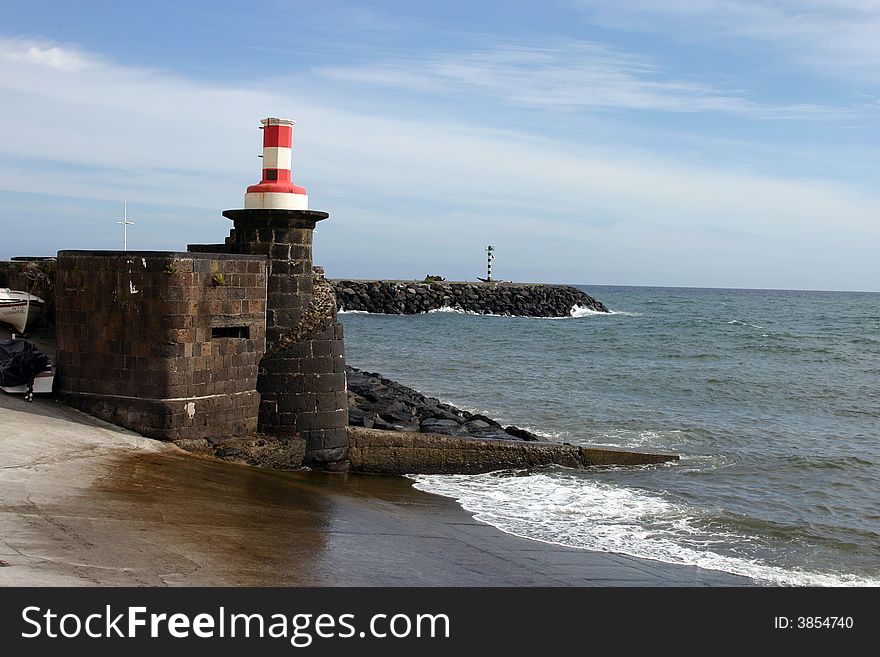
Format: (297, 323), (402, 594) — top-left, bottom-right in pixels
(117, 201), (135, 251)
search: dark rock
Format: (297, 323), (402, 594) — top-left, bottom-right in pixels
(347, 407), (374, 428)
(381, 409), (416, 423)
(391, 423), (420, 432)
(504, 425), (541, 441)
(425, 407), (466, 422)
(469, 413), (503, 428)
(420, 418), (467, 434)
(345, 364), (542, 442)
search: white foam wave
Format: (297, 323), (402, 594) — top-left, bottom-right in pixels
(410, 472), (880, 587)
(592, 428), (676, 448)
(570, 305), (641, 318)
(343, 304), (634, 320)
(427, 305), (478, 315)
(429, 307), (575, 319)
(727, 319), (765, 329)
(431, 306), (521, 317)
(570, 305), (608, 318)
(520, 426), (570, 440)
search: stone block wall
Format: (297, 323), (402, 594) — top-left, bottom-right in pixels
(220, 209), (349, 467)
(257, 281), (348, 464)
(222, 212), (318, 344)
(55, 251), (266, 440)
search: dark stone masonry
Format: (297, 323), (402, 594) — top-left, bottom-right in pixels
(218, 209), (348, 467)
(55, 251), (266, 441)
(331, 280), (610, 317)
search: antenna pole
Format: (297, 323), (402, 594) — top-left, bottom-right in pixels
(117, 200), (135, 250)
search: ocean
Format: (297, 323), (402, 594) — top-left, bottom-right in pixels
(338, 285), (880, 586)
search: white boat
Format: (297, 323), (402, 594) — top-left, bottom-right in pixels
(0, 288), (45, 334)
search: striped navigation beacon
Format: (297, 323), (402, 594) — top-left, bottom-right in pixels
(244, 117), (309, 210)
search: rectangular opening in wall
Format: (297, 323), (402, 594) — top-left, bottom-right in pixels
(211, 326), (250, 339)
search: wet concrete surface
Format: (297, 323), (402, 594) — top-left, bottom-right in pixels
(0, 390), (756, 587)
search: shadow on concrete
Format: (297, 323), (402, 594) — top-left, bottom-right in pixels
(0, 393), (140, 437)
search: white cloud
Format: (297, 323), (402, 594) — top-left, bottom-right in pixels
(315, 40), (849, 117)
(0, 36), (878, 289)
(0, 38), (93, 72)
(574, 0), (880, 85)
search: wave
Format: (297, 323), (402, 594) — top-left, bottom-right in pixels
(342, 304), (638, 320)
(516, 425), (570, 440)
(426, 306), (487, 316)
(410, 472), (880, 587)
(727, 319), (765, 329)
(586, 427), (702, 452)
(430, 306), (598, 320)
(571, 305), (641, 318)
(342, 306), (510, 318)
(430, 305), (580, 320)
(782, 454), (875, 470)
(570, 305), (608, 318)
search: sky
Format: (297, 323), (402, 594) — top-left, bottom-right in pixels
(0, 0), (878, 291)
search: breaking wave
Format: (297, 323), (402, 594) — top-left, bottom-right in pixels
(411, 471), (880, 587)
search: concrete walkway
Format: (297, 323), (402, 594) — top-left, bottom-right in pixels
(0, 392), (755, 586)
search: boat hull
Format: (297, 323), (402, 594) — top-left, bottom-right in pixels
(0, 289), (45, 333)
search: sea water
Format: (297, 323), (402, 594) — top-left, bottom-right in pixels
(339, 286), (880, 586)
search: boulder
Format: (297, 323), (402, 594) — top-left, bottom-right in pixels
(420, 418), (467, 434)
(504, 425), (541, 442)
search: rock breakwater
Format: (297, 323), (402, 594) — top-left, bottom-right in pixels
(332, 280), (609, 317)
(347, 366), (544, 441)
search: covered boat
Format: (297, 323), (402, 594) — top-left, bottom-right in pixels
(0, 338), (53, 401)
(0, 288), (45, 333)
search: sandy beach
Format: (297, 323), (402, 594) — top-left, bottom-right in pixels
(0, 388), (754, 587)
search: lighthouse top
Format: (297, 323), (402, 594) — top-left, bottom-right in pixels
(261, 117), (295, 127)
(243, 116), (309, 211)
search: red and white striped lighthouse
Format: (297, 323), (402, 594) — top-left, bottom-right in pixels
(244, 117), (309, 210)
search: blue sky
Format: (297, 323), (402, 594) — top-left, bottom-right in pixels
(1, 0), (878, 290)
